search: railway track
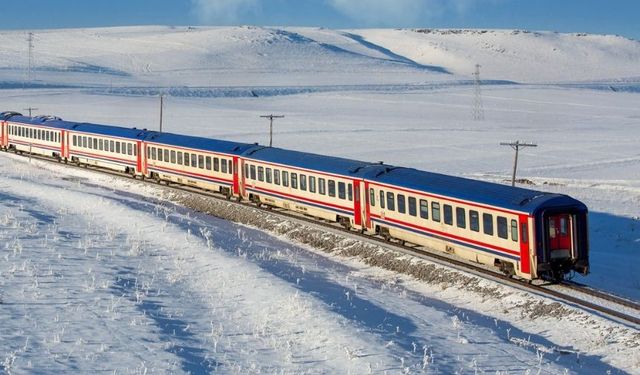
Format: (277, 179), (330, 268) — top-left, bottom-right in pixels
(5, 150), (640, 327)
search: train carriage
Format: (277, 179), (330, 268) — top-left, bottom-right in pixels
(67, 123), (148, 175)
(363, 167), (589, 279)
(143, 132), (255, 196)
(239, 146), (386, 227)
(3, 113), (71, 159)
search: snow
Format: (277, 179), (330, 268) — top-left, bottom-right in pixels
(0, 25), (639, 373)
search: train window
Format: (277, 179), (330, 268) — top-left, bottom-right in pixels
(205, 156), (211, 170)
(397, 194), (406, 214)
(149, 147), (155, 160)
(116, 141), (121, 154)
(191, 154), (197, 168)
(497, 216), (508, 239)
(291, 173), (298, 189)
(110, 140), (115, 152)
(444, 204), (453, 225)
(309, 176), (316, 193)
(300, 174), (307, 191)
(521, 223), (528, 244)
(380, 191), (385, 209)
(73, 135), (77, 146)
(419, 199), (428, 219)
(221, 159), (227, 173)
(213, 157), (219, 171)
(250, 165), (256, 180)
(560, 217), (568, 235)
(483, 213), (494, 236)
(163, 149), (169, 161)
(94, 138), (99, 150)
(431, 202), (441, 222)
(228, 162), (232, 174)
(258, 166), (264, 181)
(282, 171), (289, 187)
(157, 148), (163, 161)
(46, 131), (50, 142)
(177, 151), (183, 165)
(328, 180), (336, 197)
(386, 192), (395, 211)
(83, 137), (88, 148)
(134, 144), (137, 156)
(318, 178), (326, 195)
(170, 151), (176, 164)
(456, 207), (466, 228)
(511, 220), (518, 242)
(274, 169), (281, 185)
(370, 188), (376, 207)
(408, 197), (417, 216)
(338, 182), (346, 199)
(266, 168), (272, 183)
(88, 137), (93, 149)
(37, 129), (41, 139)
(348, 184), (353, 201)
(198, 155), (204, 169)
(470, 211), (479, 232)
(182, 152), (189, 166)
(129, 144), (134, 156)
(98, 139), (102, 150)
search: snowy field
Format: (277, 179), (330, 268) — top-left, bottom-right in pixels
(1, 26), (639, 373)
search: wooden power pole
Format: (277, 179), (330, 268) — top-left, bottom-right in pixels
(500, 141), (537, 186)
(260, 114), (284, 147)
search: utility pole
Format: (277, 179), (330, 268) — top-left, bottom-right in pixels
(159, 94), (164, 132)
(500, 141), (537, 186)
(27, 32), (34, 84)
(472, 64), (484, 121)
(260, 114), (284, 147)
(23, 107), (38, 117)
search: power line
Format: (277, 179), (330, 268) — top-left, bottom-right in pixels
(472, 64), (484, 121)
(500, 141), (538, 187)
(260, 114), (284, 147)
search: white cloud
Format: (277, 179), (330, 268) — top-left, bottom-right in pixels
(191, 0), (259, 24)
(326, 0), (487, 27)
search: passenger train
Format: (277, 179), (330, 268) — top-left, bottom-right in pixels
(0, 111), (589, 280)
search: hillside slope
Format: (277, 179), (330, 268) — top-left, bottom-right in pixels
(0, 26), (638, 87)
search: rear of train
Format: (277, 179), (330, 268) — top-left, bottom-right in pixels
(531, 195), (589, 280)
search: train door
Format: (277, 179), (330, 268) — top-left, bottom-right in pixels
(1, 121), (6, 148)
(232, 157), (240, 196)
(353, 180), (362, 228)
(136, 141), (143, 174)
(363, 181), (373, 230)
(548, 214), (572, 259)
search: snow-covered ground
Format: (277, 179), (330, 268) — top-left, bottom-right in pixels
(0, 26), (639, 373)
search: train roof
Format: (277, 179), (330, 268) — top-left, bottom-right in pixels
(241, 146), (388, 177)
(366, 166), (585, 214)
(3, 114), (79, 130)
(69, 123), (149, 139)
(144, 131), (256, 155)
(5, 114), (149, 139)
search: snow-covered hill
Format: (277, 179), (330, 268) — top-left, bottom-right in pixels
(0, 26), (638, 87)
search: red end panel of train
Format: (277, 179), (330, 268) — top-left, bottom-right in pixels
(0, 120), (6, 148)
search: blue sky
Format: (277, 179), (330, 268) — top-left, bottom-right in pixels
(1, 0), (638, 40)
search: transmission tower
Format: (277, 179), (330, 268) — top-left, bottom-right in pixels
(472, 64), (484, 121)
(27, 32), (34, 84)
